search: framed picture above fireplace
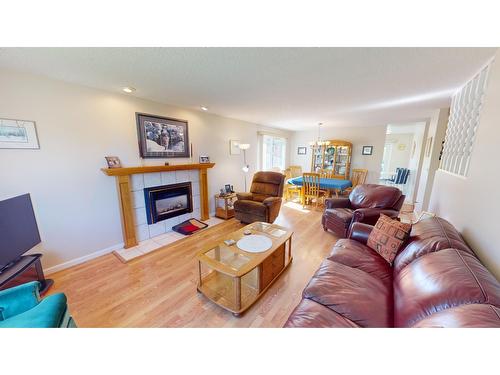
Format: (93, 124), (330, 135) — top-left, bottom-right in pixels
(136, 113), (190, 158)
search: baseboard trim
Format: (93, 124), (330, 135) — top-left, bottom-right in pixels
(44, 242), (124, 275)
(45, 213), (218, 275)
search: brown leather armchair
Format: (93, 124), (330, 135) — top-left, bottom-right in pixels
(322, 184), (405, 238)
(234, 171), (285, 224)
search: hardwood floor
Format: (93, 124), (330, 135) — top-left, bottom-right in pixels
(49, 202), (336, 327)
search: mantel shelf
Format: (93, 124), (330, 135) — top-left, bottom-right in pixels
(101, 163), (215, 176)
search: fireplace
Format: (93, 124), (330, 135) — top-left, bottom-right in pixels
(144, 182), (193, 224)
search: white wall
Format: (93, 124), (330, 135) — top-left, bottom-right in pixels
(290, 125), (387, 184)
(429, 52), (500, 279)
(0, 69), (291, 270)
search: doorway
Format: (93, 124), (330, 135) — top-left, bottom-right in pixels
(379, 122), (427, 203)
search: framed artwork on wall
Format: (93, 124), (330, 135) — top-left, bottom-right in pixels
(0, 118), (40, 149)
(297, 146), (307, 155)
(229, 140), (241, 155)
(136, 113), (190, 158)
(362, 145), (373, 155)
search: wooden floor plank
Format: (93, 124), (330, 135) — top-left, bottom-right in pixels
(49, 202), (336, 327)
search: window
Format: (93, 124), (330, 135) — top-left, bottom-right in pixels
(262, 134), (287, 171)
(440, 62), (491, 177)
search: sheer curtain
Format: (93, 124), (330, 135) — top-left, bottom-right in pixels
(260, 133), (287, 171)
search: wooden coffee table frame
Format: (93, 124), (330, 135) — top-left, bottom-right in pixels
(196, 223), (293, 316)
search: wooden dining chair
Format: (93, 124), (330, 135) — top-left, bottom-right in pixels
(289, 165), (303, 178)
(302, 173), (326, 208)
(283, 168), (301, 201)
(320, 169), (335, 179)
(342, 168), (368, 196)
(318, 169), (332, 197)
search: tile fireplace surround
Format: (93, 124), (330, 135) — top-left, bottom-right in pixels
(101, 163), (216, 261)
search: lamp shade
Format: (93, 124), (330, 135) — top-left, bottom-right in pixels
(238, 143), (250, 150)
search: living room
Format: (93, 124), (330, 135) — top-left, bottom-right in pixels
(1, 1), (499, 374)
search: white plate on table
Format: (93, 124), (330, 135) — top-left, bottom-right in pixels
(237, 235), (272, 253)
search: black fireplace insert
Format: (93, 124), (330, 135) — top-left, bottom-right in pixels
(144, 182), (193, 224)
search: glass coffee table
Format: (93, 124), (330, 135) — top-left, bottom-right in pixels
(196, 222), (293, 316)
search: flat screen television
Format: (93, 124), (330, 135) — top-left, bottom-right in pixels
(0, 193), (41, 270)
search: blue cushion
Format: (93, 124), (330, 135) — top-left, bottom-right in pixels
(0, 293), (67, 328)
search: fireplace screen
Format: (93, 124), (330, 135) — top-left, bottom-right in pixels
(144, 182), (193, 224)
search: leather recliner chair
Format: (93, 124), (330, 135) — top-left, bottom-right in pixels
(234, 171), (285, 224)
(322, 184), (405, 238)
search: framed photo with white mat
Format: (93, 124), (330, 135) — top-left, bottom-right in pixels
(0, 118), (40, 149)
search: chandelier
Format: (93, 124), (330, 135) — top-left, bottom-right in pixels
(309, 122), (330, 147)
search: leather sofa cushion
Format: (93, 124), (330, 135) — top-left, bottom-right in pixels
(394, 248), (500, 327)
(234, 200), (267, 216)
(393, 216), (474, 274)
(411, 304), (500, 328)
(349, 184), (402, 210)
(303, 259), (392, 327)
(328, 239), (392, 288)
(284, 298), (360, 328)
(324, 208), (354, 224)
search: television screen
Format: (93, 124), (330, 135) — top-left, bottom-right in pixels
(0, 194), (41, 270)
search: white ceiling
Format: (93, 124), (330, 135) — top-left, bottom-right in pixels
(0, 48), (496, 131)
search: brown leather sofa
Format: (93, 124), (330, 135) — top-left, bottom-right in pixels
(285, 216), (500, 327)
(234, 171), (285, 224)
(322, 184), (405, 238)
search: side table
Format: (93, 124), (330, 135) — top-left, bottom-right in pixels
(215, 193), (237, 219)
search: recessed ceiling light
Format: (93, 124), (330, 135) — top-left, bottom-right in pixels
(201, 106), (208, 111)
(122, 87), (136, 93)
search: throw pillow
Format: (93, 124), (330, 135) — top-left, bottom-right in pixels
(367, 214), (412, 264)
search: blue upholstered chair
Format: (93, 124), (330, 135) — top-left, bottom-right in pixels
(0, 281), (76, 328)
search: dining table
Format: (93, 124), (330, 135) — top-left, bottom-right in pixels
(287, 176), (352, 201)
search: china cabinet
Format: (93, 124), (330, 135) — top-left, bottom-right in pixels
(310, 140), (352, 179)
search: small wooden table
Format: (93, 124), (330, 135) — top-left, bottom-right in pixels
(196, 222), (293, 316)
(214, 193), (237, 219)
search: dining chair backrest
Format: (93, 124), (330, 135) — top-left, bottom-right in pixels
(289, 165), (303, 178)
(320, 169), (335, 179)
(303, 173), (321, 197)
(351, 169), (368, 188)
(397, 168), (410, 184)
(283, 168), (292, 180)
(394, 168), (410, 184)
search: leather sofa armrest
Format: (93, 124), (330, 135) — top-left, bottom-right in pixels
(352, 208), (399, 226)
(0, 281), (41, 320)
(262, 196), (281, 207)
(348, 222), (374, 245)
(325, 197), (351, 209)
(262, 196), (283, 223)
(236, 192), (253, 201)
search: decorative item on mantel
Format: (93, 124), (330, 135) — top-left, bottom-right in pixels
(105, 156), (122, 168)
(199, 155), (210, 163)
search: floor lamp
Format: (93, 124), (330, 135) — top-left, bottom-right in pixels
(238, 143), (250, 191)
